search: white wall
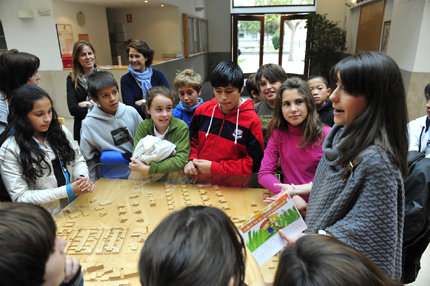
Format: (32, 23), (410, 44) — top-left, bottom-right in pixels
(413, 0), (430, 72)
(388, 0), (426, 72)
(207, 0), (231, 53)
(316, 0), (345, 27)
(106, 6), (181, 60)
(52, 1), (112, 65)
(0, 0), (62, 70)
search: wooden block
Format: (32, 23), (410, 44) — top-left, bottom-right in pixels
(99, 200), (112, 206)
(81, 209), (90, 217)
(63, 222), (75, 227)
(86, 263), (104, 273)
(199, 189), (207, 195)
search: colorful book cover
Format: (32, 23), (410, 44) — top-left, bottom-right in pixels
(238, 194), (307, 266)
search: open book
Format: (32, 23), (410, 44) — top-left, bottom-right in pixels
(238, 193), (307, 265)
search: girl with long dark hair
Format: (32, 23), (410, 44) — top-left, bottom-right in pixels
(0, 85), (94, 214)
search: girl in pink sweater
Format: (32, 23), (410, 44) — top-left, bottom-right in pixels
(258, 77), (331, 201)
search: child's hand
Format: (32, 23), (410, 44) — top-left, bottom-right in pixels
(71, 177), (94, 195)
(77, 176), (94, 193)
(129, 158), (150, 175)
(192, 159), (212, 174)
(63, 256), (80, 283)
(274, 183), (295, 196)
(278, 230), (307, 248)
(184, 160), (199, 176)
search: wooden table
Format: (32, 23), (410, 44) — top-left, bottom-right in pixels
(54, 178), (279, 286)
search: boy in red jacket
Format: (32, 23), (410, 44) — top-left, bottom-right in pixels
(184, 61), (264, 179)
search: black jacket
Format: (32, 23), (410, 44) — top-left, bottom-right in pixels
(318, 100), (334, 127)
(402, 151), (430, 283)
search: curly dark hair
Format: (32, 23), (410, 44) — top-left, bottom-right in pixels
(0, 85), (75, 184)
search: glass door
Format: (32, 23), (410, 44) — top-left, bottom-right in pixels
(279, 15), (308, 76)
(233, 15), (264, 75)
(233, 14), (309, 77)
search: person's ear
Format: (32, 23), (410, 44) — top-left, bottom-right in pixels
(240, 86), (244, 93)
(146, 104), (151, 115)
(198, 90), (202, 97)
(326, 87), (332, 96)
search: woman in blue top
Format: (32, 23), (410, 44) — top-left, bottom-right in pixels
(120, 40), (169, 119)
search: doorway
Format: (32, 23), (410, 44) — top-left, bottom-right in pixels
(233, 14), (309, 77)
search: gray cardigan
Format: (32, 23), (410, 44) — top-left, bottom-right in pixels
(305, 125), (404, 280)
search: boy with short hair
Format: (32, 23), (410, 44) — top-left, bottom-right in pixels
(184, 61), (264, 179)
(408, 83), (430, 153)
(80, 71), (142, 180)
(173, 69), (204, 127)
(245, 73), (264, 104)
(306, 75), (334, 127)
(0, 202), (83, 286)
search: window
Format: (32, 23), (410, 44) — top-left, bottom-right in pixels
(233, 14), (309, 77)
(182, 14), (208, 58)
(232, 0), (314, 8)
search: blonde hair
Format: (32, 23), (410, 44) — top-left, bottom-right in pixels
(174, 69), (202, 92)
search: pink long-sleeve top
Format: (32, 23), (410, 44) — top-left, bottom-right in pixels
(258, 124), (331, 200)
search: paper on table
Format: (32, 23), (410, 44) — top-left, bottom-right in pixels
(238, 193), (307, 266)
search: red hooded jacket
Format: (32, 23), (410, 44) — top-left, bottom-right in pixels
(189, 98), (264, 176)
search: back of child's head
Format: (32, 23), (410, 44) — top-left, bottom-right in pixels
(245, 74), (259, 96)
(0, 49), (40, 99)
(255, 63), (287, 85)
(174, 69), (202, 93)
(0, 202), (57, 286)
(210, 61), (244, 90)
(424, 83), (430, 98)
(146, 86), (175, 109)
(273, 235), (402, 286)
(127, 40), (154, 67)
(306, 74), (329, 88)
(87, 71), (118, 99)
(139, 206), (245, 286)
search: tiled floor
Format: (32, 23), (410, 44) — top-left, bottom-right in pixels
(408, 245), (430, 285)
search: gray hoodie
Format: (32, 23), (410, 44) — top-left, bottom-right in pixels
(80, 102), (142, 180)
